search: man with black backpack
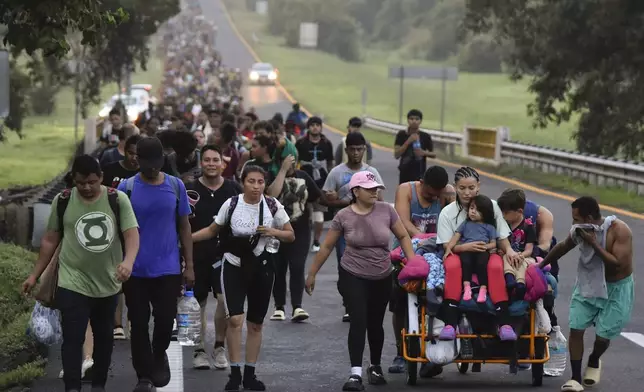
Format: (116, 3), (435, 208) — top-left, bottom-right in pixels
(117, 137), (194, 392)
(22, 155), (140, 392)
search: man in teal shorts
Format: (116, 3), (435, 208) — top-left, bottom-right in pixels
(539, 196), (634, 392)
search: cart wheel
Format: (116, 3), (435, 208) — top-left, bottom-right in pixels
(532, 337), (545, 386)
(406, 361), (418, 386)
(457, 362), (469, 374)
(531, 366), (543, 386)
(406, 336), (420, 386)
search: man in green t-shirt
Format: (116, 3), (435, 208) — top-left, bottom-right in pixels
(23, 155), (139, 392)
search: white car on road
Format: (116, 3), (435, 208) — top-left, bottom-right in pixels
(248, 62), (278, 85)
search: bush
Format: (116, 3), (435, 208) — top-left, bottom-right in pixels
(0, 244), (45, 389)
(459, 34), (503, 73)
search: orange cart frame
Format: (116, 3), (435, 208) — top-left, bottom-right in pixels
(400, 292), (550, 387)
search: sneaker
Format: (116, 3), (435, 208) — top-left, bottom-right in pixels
(439, 325), (456, 340)
(342, 313), (350, 322)
(151, 352), (170, 387)
(192, 349), (211, 370)
(498, 325), (517, 341)
(113, 326), (126, 340)
(224, 374), (242, 391)
(311, 242), (320, 253)
(342, 375), (365, 391)
(270, 309), (286, 321)
(60, 358), (94, 379)
(242, 375), (266, 391)
(388, 356), (405, 374)
(419, 362), (444, 378)
(213, 346), (229, 370)
(463, 285), (472, 301)
(291, 308), (309, 322)
(171, 319), (178, 341)
(367, 365), (387, 385)
(133, 378), (156, 392)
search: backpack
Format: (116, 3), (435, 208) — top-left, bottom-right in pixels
(124, 173), (182, 241)
(57, 187), (124, 252)
(216, 195), (279, 260)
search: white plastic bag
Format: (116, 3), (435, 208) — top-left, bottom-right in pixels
(534, 298), (552, 334)
(426, 318), (460, 365)
(27, 302), (63, 345)
(427, 339), (460, 365)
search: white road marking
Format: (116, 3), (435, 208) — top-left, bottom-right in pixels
(158, 341), (184, 392)
(621, 332), (644, 348)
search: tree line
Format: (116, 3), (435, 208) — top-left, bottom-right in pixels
(1, 0), (180, 141)
(247, 0), (644, 159)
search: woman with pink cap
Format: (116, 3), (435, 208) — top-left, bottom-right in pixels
(305, 171), (418, 391)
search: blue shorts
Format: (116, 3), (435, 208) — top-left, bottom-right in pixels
(569, 275), (635, 339)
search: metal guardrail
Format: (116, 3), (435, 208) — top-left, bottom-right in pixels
(363, 117), (644, 195)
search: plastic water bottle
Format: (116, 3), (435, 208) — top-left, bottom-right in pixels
(458, 314), (474, 359)
(544, 326), (567, 376)
(265, 236), (280, 253)
(177, 290), (201, 346)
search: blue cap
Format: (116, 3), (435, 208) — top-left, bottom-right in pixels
(185, 290), (194, 297)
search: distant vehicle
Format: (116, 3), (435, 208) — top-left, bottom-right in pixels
(98, 94), (148, 122)
(130, 84), (157, 105)
(248, 62), (278, 85)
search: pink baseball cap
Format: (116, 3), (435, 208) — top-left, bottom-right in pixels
(349, 171), (385, 190)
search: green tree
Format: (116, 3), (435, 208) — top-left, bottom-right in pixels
(0, 0), (126, 57)
(464, 0), (644, 158)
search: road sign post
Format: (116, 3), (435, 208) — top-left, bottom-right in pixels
(388, 66), (458, 130)
(0, 50), (10, 119)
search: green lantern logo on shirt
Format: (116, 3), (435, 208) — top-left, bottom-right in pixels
(74, 212), (115, 253)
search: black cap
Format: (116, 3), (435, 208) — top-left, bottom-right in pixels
(348, 117), (362, 127)
(345, 131), (367, 147)
(137, 137), (165, 170)
(307, 116), (323, 128)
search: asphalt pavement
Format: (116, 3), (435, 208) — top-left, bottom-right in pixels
(29, 0), (644, 390)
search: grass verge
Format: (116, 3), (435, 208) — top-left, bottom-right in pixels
(0, 54), (164, 189)
(0, 244), (45, 390)
(224, 0), (577, 150)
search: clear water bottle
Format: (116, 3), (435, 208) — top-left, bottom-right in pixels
(544, 326), (567, 377)
(458, 314), (474, 359)
(177, 290), (201, 346)
(265, 236), (280, 253)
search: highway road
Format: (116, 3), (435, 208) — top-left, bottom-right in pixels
(30, 0), (643, 391)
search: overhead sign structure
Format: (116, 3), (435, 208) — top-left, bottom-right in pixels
(0, 50), (9, 118)
(255, 1), (268, 15)
(299, 22), (319, 48)
(388, 66), (458, 129)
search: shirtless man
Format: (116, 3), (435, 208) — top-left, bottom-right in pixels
(539, 196), (634, 392)
(389, 166), (454, 376)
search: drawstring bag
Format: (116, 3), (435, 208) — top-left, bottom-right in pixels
(534, 298), (552, 334)
(27, 302), (62, 345)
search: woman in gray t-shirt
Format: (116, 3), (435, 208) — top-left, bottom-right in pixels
(305, 171), (415, 391)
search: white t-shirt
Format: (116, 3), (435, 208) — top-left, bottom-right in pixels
(215, 196), (290, 266)
(436, 200), (511, 245)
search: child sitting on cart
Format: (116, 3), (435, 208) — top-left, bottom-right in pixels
(498, 196), (539, 301)
(442, 195), (497, 305)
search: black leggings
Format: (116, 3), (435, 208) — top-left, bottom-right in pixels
(340, 266), (392, 367)
(272, 223), (311, 309)
(460, 251), (489, 286)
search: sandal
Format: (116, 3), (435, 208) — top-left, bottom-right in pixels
(583, 360), (601, 387)
(561, 379), (584, 391)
